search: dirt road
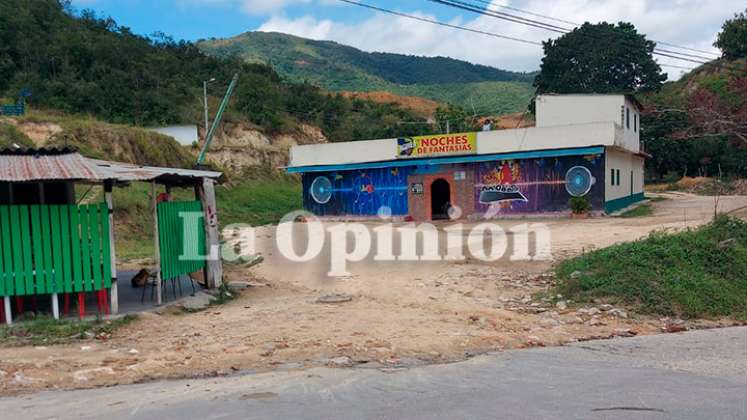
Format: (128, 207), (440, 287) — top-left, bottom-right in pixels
(1, 193), (745, 395)
(5, 327), (747, 420)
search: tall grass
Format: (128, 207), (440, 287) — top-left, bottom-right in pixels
(555, 216), (747, 319)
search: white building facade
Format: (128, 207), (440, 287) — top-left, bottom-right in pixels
(288, 94), (647, 220)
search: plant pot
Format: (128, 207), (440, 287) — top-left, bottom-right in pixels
(571, 212), (590, 219)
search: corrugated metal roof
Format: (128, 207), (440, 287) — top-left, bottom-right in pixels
(0, 152), (101, 182)
(0, 149), (222, 183)
(89, 159), (223, 182)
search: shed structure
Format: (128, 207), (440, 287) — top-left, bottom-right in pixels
(0, 147), (223, 324)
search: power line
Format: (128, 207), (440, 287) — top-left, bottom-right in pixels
(653, 51), (710, 65)
(338, 0), (696, 71)
(429, 0), (567, 33)
(468, 0), (721, 58)
(654, 48), (717, 62)
(429, 0), (712, 64)
(337, 0), (541, 46)
(469, 0), (579, 27)
(428, 0), (709, 65)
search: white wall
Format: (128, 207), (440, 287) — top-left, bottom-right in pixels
(147, 125), (199, 146)
(605, 148), (645, 201)
(289, 94), (645, 168)
(289, 122), (621, 168)
(290, 138), (396, 167)
(536, 95), (640, 153)
(477, 122), (617, 154)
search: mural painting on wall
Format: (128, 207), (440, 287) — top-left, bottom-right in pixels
(303, 166), (412, 216)
(475, 154), (604, 217)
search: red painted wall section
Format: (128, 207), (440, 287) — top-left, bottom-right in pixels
(406, 164), (476, 221)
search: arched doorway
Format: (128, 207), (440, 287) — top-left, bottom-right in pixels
(431, 178), (451, 220)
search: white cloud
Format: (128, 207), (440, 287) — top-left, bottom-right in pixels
(241, 0), (311, 15)
(257, 0), (743, 76)
(178, 0), (312, 15)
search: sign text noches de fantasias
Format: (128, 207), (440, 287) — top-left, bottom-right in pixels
(397, 132), (477, 159)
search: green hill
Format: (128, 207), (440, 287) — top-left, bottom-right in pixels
(0, 1), (434, 144)
(198, 31), (536, 114)
(641, 58), (747, 180)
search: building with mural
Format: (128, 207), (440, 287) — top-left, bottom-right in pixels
(287, 94), (647, 220)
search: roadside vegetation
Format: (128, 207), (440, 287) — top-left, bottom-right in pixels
(0, 122), (34, 148)
(0, 315), (136, 346)
(618, 203), (654, 218)
(555, 216), (747, 319)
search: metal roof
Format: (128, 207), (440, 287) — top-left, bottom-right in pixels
(0, 149), (222, 184)
(89, 159), (223, 184)
(0, 151), (101, 182)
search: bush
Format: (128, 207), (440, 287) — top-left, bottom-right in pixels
(555, 216), (747, 318)
(569, 197), (592, 214)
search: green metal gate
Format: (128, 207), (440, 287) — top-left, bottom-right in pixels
(157, 201), (206, 281)
(0, 203), (112, 297)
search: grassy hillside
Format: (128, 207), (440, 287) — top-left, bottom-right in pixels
(6, 111), (196, 168)
(555, 216), (747, 319)
(641, 58), (747, 180)
(199, 31), (536, 114)
(0, 122), (34, 149)
(0, 1), (433, 143)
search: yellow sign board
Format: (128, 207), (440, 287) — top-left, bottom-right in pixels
(397, 132), (477, 159)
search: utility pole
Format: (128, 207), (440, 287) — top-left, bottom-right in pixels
(203, 78), (215, 141)
(197, 73), (239, 166)
(446, 120), (450, 134)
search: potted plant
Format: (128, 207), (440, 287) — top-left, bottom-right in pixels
(569, 197), (592, 219)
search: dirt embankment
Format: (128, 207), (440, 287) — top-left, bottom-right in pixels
(2, 114), (328, 171)
(340, 91), (442, 117)
(203, 122), (327, 171)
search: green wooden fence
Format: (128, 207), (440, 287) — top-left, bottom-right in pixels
(157, 201), (206, 281)
(0, 203), (111, 297)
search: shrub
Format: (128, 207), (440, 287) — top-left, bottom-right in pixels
(569, 197), (592, 214)
(554, 216), (747, 318)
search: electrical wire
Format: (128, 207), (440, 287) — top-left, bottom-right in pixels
(336, 0), (541, 46)
(467, 0), (721, 58)
(338, 0), (697, 71)
(427, 0), (709, 65)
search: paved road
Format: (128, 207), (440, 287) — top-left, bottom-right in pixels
(4, 327), (747, 420)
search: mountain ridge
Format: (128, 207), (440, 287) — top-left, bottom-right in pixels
(198, 31), (536, 114)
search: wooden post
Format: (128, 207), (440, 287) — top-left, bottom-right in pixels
(152, 181), (162, 305)
(197, 178), (222, 289)
(3, 296), (11, 325)
(104, 181), (119, 315)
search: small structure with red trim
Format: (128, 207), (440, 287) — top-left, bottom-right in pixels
(0, 147), (223, 325)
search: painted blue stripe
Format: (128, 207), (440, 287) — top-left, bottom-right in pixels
(331, 186), (408, 193)
(288, 146), (605, 173)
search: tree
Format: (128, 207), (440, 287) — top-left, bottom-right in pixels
(434, 105), (478, 133)
(534, 22), (666, 95)
(684, 75), (747, 146)
(715, 9), (747, 59)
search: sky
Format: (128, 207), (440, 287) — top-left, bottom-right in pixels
(70, 0), (743, 78)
